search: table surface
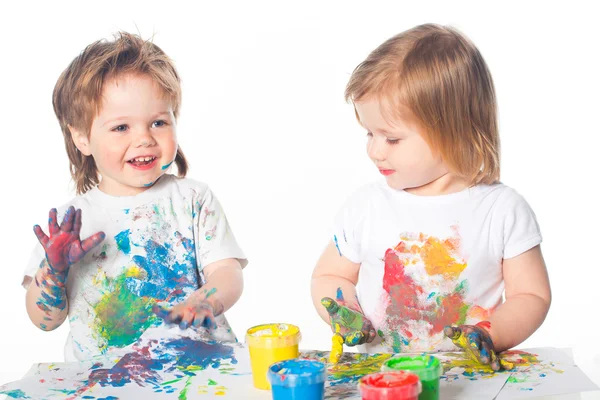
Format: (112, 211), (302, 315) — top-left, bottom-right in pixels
(1, 346), (598, 400)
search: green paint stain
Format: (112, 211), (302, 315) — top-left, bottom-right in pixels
(93, 273), (157, 349)
(178, 376), (193, 400)
(457, 303), (469, 325)
(208, 379), (218, 386)
(162, 378), (184, 386)
(391, 331), (402, 353)
(508, 375), (530, 383)
(377, 329), (384, 338)
(454, 279), (468, 294)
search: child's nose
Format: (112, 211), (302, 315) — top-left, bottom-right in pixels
(367, 138), (386, 161)
(134, 129), (157, 147)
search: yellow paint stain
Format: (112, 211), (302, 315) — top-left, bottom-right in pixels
(330, 334), (344, 364)
(421, 237), (466, 278)
(178, 365), (204, 372)
(125, 266), (146, 279)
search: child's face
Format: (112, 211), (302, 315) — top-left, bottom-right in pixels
(72, 73), (178, 196)
(354, 99), (448, 191)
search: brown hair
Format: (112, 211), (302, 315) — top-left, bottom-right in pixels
(345, 23), (499, 185)
(53, 32), (189, 194)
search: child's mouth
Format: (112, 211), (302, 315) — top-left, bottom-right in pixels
(128, 156), (157, 170)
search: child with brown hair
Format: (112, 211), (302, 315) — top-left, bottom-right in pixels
(311, 24), (551, 370)
(23, 32), (247, 361)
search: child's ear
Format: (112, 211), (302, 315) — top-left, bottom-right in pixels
(68, 124), (92, 156)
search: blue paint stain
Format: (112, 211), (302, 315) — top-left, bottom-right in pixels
(127, 240), (197, 300)
(540, 373), (547, 377)
(519, 388), (534, 391)
(144, 182), (154, 187)
(160, 337), (237, 371)
(161, 161), (173, 170)
(115, 229), (131, 254)
(0, 389), (30, 399)
(333, 235), (342, 256)
(336, 287), (344, 302)
(98, 397), (119, 400)
(40, 323), (47, 330)
(427, 292), (436, 300)
(124, 208), (130, 214)
(82, 396), (95, 399)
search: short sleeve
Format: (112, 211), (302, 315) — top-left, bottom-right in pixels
(193, 187), (247, 270)
(331, 188), (369, 264)
(502, 191), (543, 259)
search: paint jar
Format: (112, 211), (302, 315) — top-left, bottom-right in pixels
(268, 359), (326, 400)
(246, 323), (302, 390)
(381, 355), (442, 400)
(359, 371), (422, 400)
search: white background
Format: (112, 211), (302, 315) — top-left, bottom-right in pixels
(1, 0), (599, 390)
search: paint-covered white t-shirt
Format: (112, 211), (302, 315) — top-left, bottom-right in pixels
(23, 174), (247, 362)
(332, 180), (542, 354)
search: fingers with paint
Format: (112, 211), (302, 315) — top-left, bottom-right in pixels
(32, 207), (105, 329)
(34, 207), (105, 272)
(444, 322), (513, 371)
(154, 288), (223, 331)
(322, 288), (376, 364)
(321, 297), (376, 345)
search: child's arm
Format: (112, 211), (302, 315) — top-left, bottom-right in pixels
(446, 245), (551, 370)
(311, 241), (376, 345)
(25, 207), (105, 331)
(489, 245), (551, 350)
(154, 258), (243, 330)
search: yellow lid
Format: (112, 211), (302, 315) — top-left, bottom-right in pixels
(246, 323), (301, 348)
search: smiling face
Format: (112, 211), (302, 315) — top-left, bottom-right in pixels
(354, 98), (449, 191)
(70, 73), (178, 196)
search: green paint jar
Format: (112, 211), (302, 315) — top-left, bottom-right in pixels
(381, 355), (442, 400)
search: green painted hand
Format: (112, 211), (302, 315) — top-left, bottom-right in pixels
(321, 297), (376, 346)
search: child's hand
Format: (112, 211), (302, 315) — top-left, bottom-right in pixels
(444, 322), (512, 371)
(33, 207), (105, 273)
(153, 299), (224, 331)
(321, 297), (376, 346)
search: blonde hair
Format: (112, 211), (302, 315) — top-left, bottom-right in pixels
(53, 32), (189, 194)
(345, 23), (499, 185)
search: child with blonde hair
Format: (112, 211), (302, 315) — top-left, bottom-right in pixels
(312, 24), (551, 370)
(23, 32), (247, 361)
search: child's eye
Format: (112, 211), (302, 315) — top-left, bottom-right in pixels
(366, 132), (373, 137)
(386, 138), (401, 145)
(152, 120), (167, 128)
(112, 124), (128, 133)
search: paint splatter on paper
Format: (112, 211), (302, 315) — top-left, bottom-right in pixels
(1, 346), (596, 399)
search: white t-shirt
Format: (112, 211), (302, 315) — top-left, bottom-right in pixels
(23, 174), (247, 362)
(332, 180), (542, 354)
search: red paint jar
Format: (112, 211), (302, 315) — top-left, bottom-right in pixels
(359, 371), (422, 400)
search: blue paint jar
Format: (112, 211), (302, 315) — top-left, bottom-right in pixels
(268, 359), (326, 400)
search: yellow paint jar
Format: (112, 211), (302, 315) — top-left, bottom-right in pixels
(246, 323), (302, 390)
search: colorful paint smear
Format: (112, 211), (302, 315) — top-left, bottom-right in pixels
(380, 229), (493, 352)
(90, 229), (200, 351)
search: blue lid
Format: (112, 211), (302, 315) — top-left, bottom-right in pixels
(268, 360), (327, 387)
